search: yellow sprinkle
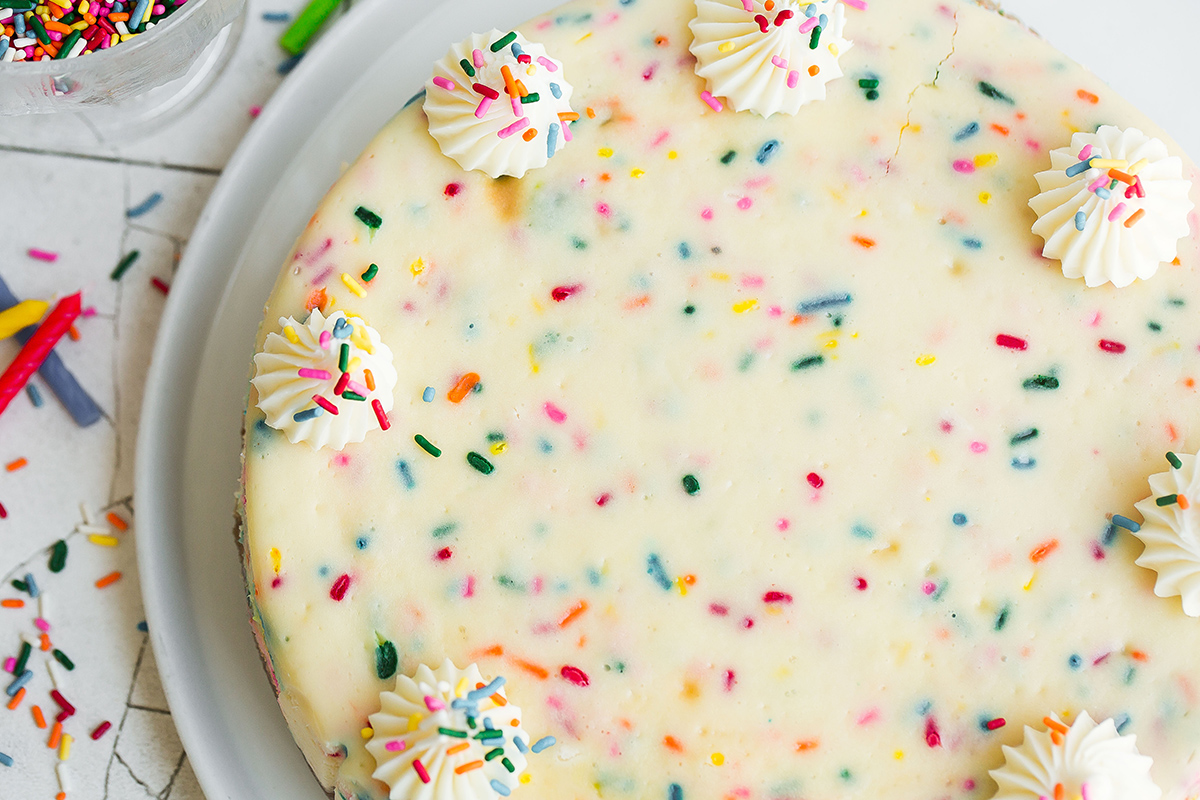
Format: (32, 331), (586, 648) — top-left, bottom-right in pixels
(631, 168), (645, 178)
(490, 441), (508, 456)
(915, 354), (936, 366)
(718, 41), (734, 53)
(283, 326), (300, 344)
(408, 713), (423, 732)
(823, 339), (839, 350)
(1127, 158), (1150, 176)
(893, 750), (904, 760)
(455, 677), (469, 697)
(348, 357), (362, 372)
(708, 271), (730, 282)
(1024, 573), (1036, 591)
(974, 153), (999, 168)
(341, 273), (367, 298)
(675, 577), (688, 596)
(978, 192), (991, 204)
(270, 548), (281, 573)
(828, 43), (839, 56)
(598, 147), (614, 158)
(576, 31), (591, 43)
(87, 534), (119, 547)
(711, 753), (725, 766)
(361, 727), (374, 739)
(526, 65), (537, 76)
(350, 326), (374, 355)
(59, 733), (72, 761)
(528, 343), (540, 374)
(667, 150), (678, 160)
(732, 299), (758, 314)
(520, 775), (532, 785)
(410, 257), (425, 276)
(1089, 158), (1127, 170)
(927, 449), (940, 464)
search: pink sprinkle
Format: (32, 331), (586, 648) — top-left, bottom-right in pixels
(763, 591), (792, 604)
(1077, 144), (1094, 161)
(740, 0), (752, 9)
(953, 159), (976, 174)
(724, 670), (736, 691)
(925, 717), (942, 748)
(463, 575), (475, 598)
(709, 603), (729, 616)
(787, 70), (799, 89)
(3, 657), (14, 673)
(475, 97), (493, 118)
(329, 573), (351, 601)
(511, 97), (524, 118)
(562, 120), (573, 142)
(768, 306), (783, 317)
(552, 284), (582, 301)
(498, 117), (530, 139)
(700, 91), (724, 112)
(969, 441), (987, 454)
(854, 577), (868, 591)
(33, 618), (50, 632)
(385, 740), (406, 752)
(345, 380), (369, 396)
(595, 202), (612, 218)
(424, 695), (445, 711)
(737, 197), (753, 210)
(701, 207), (714, 220)
(298, 368), (332, 380)
(922, 581), (937, 595)
(319, 331), (331, 349)
(1132, 177), (1145, 198)
(1098, 339), (1126, 354)
(843, 0), (867, 8)
(856, 708), (879, 726)
(544, 402), (568, 423)
(414, 759), (431, 784)
(771, 55), (787, 69)
(313, 395), (339, 415)
(995, 334), (1027, 350)
(964, 780), (977, 791)
(1088, 175), (1108, 193)
(1107, 202), (1126, 222)
(372, 398), (391, 431)
(643, 63), (657, 81)
(798, 16), (818, 33)
(806, 472), (824, 489)
(775, 518), (790, 531)
(741, 617), (755, 629)
(1091, 542), (1106, 560)
(560, 665), (590, 686)
(271, 577), (282, 589)
(249, 105), (262, 118)
(80, 306), (97, 318)
(433, 76), (456, 91)
(472, 49), (485, 68)
(536, 56), (557, 71)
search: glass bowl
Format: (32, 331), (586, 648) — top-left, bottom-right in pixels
(0, 0), (244, 121)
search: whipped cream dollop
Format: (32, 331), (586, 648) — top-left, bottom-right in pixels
(989, 713), (1160, 800)
(251, 309), (397, 450)
(689, 0), (853, 117)
(1030, 126), (1194, 288)
(1132, 451), (1200, 616)
(367, 660), (532, 800)
(425, 30), (575, 179)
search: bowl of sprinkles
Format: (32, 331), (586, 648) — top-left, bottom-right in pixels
(0, 0), (242, 115)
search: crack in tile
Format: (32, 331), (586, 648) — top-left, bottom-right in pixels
(887, 11), (960, 173)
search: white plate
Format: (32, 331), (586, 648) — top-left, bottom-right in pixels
(134, 2), (1199, 799)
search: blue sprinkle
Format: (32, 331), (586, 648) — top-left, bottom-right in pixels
(797, 292), (852, 314)
(490, 780), (512, 797)
(953, 122), (979, 141)
(851, 523), (874, 540)
(549, 82), (562, 99)
(403, 89), (427, 109)
(952, 513), (967, 526)
(511, 42), (524, 58)
(136, 621), (148, 632)
(1068, 654), (1082, 669)
(25, 383), (42, 407)
(355, 536), (369, 550)
(916, 699), (932, 715)
(277, 52), (304, 75)
(23, 573), (38, 599)
(396, 460), (415, 490)
(1111, 514), (1141, 533)
(1102, 523), (1119, 547)
(332, 319), (351, 338)
(678, 242), (691, 259)
(531, 736), (556, 753)
(1011, 456), (1036, 470)
(484, 718), (495, 729)
(963, 238), (983, 250)
(804, 3), (816, 16)
(451, 698), (479, 712)
(6, 669), (33, 697)
(539, 438), (553, 453)
(513, 736), (528, 753)
(293, 407), (324, 423)
(467, 677), (506, 702)
(669, 783), (683, 800)
(755, 139), (781, 165)
(1074, 211), (1087, 231)
(547, 123), (560, 158)
(1065, 159), (1094, 178)
(423, 386), (435, 402)
(646, 554), (672, 590)
(819, 13), (828, 27)
(126, 191), (163, 218)
(0, 751), (11, 767)
(1114, 713), (1131, 733)
(1095, 187), (1111, 200)
(261, 10), (290, 21)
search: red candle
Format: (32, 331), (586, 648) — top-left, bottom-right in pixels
(0, 292), (81, 419)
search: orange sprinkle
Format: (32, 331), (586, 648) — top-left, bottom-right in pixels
(623, 294), (651, 311)
(1129, 649), (1149, 662)
(1054, 782), (1065, 800)
(107, 11), (128, 19)
(586, 107), (596, 118)
(598, 172), (612, 182)
(489, 693), (507, 706)
(1, 599), (24, 609)
(795, 739), (820, 752)
(514, 79), (529, 98)
(447, 742), (470, 755)
(364, 369), (376, 392)
(473, 644), (504, 658)
(32, 705), (47, 729)
(57, 794), (65, 800)
(67, 325), (80, 341)
(39, 633), (51, 651)
(7, 687), (25, 710)
(807, 65), (819, 77)
(654, 35), (668, 46)
(990, 123), (1010, 136)
(5, 457), (27, 472)
(764, 0), (774, 8)
(48, 721), (62, 749)
(454, 760), (484, 774)
(683, 575), (696, 586)
(305, 287), (327, 312)
(1124, 208), (1146, 228)
(1077, 89), (1099, 104)
(1168, 423), (1180, 442)
(558, 600), (589, 627)
(522, 128), (538, 143)
(1029, 539), (1059, 563)
(95, 571), (123, 589)
(1043, 716), (1069, 734)
(43, 19), (70, 32)
(106, 511), (128, 531)
(1051, 730), (1064, 746)
(852, 235), (876, 249)
(500, 64), (517, 98)
(558, 112), (580, 122)
(1108, 168), (1135, 185)
(447, 372), (480, 403)
(663, 735), (684, 752)
(1179, 495), (1191, 509)
(510, 658), (549, 680)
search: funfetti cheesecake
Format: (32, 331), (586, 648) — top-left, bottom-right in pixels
(237, 1), (1200, 799)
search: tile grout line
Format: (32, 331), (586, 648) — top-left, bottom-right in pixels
(0, 143), (222, 176)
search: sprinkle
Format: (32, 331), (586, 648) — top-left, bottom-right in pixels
(467, 452), (494, 475)
(432, 76), (455, 91)
(559, 600), (588, 627)
(1112, 515), (1140, 532)
(1022, 375), (1059, 391)
(792, 355), (825, 371)
(292, 408), (323, 423)
(490, 31), (516, 52)
(341, 273), (367, 298)
(6, 688), (24, 709)
(531, 736), (556, 753)
(755, 139), (781, 165)
(126, 192), (163, 218)
(977, 81), (1014, 104)
(413, 759), (431, 783)
(330, 574), (351, 601)
(1065, 160), (1094, 179)
(386, 740), (407, 752)
(560, 665), (589, 686)
(27, 249), (58, 262)
(5, 457), (26, 472)
(954, 122), (980, 141)
(448, 373), (480, 403)
(91, 721), (111, 740)
(491, 780), (512, 797)
(49, 540), (67, 572)
(808, 24), (821, 48)
(1074, 211), (1087, 231)
(682, 474), (700, 495)
(1098, 339), (1126, 354)
(313, 395), (339, 415)
(297, 368), (332, 381)
(26, 384), (43, 407)
(700, 91), (723, 112)
(95, 571), (121, 589)
(995, 334), (1027, 350)
(32, 706), (46, 728)
(6, 669), (32, 696)
(1124, 209), (1146, 228)
(1167, 452), (1183, 469)
(455, 760), (485, 775)
(415, 435), (441, 457)
(372, 399), (391, 431)
(422, 387), (435, 403)
(354, 206), (382, 229)
(787, 70), (799, 89)
(52, 650), (74, 670)
(647, 554), (672, 590)
(1156, 494), (1179, 507)
(0, 752), (11, 767)
(986, 717), (1006, 730)
(1030, 539), (1059, 562)
(1107, 203), (1127, 223)
(106, 512), (128, 531)
(498, 118), (531, 139)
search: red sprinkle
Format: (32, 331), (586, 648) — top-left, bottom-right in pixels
(91, 721), (112, 740)
(995, 334), (1027, 350)
(925, 716), (942, 747)
(551, 284), (583, 302)
(854, 577), (868, 591)
(1091, 542), (1106, 560)
(806, 472), (824, 489)
(985, 717), (1006, 731)
(150, 277), (170, 295)
(1099, 339), (1126, 354)
(560, 665), (590, 686)
(763, 591), (793, 604)
(723, 670), (736, 691)
(741, 617), (755, 629)
(371, 398), (391, 431)
(595, 493), (612, 507)
(436, 547), (453, 561)
(0, 502), (7, 518)
(50, 690), (75, 717)
(414, 759), (431, 784)
(444, 183), (462, 197)
(330, 574), (351, 601)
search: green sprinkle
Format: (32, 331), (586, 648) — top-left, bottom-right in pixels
(1010, 428), (1039, 445)
(719, 150), (737, 165)
(467, 451), (494, 475)
(28, 14), (49, 45)
(501, 757), (515, 773)
(338, 343), (350, 373)
(49, 540), (68, 573)
(809, 25), (821, 49)
(354, 206), (383, 229)
(978, 81), (1015, 104)
(994, 605), (1010, 631)
(1167, 452), (1183, 469)
(467, 716), (477, 729)
(520, 92), (541, 104)
(476, 729), (504, 740)
(858, 78), (879, 89)
(432, 523), (458, 538)
(485, 747), (506, 761)
(278, 0), (339, 55)
(342, 391), (367, 402)
(490, 31), (517, 51)
(683, 304), (696, 315)
(11, 580), (28, 593)
(460, 58), (476, 78)
(55, 29), (81, 59)
(1022, 375), (1059, 391)
(439, 727), (469, 738)
(1156, 494), (1179, 507)
(375, 638), (398, 680)
(13, 642), (31, 675)
(52, 649), (75, 671)
(361, 263), (379, 283)
(415, 435), (442, 457)
(792, 355), (825, 371)
(682, 474), (700, 495)
(110, 250), (140, 281)
(865, 89), (879, 101)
